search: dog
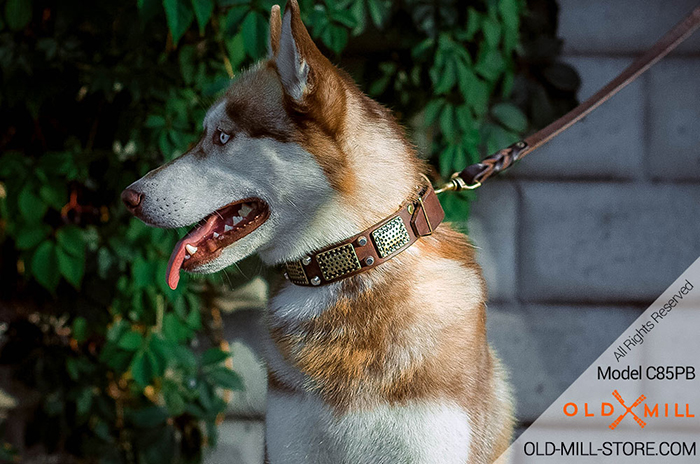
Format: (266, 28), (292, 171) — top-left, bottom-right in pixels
(121, 1), (514, 462)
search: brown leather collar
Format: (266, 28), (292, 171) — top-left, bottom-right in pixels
(283, 180), (445, 286)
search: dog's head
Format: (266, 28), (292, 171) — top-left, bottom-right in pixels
(122, 0), (421, 289)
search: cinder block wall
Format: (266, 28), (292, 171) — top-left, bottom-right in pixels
(207, 2), (700, 461)
(475, 0), (700, 426)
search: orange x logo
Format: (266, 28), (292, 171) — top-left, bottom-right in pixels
(610, 390), (646, 430)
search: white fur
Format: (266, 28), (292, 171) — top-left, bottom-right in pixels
(266, 390), (471, 464)
(268, 279), (341, 321)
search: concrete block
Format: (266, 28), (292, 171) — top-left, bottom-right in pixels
(467, 180), (519, 302)
(519, 182), (700, 303)
(205, 419), (264, 464)
(647, 59), (700, 180)
(222, 309), (267, 417)
(558, 0), (700, 54)
(513, 57), (644, 180)
(487, 303), (643, 423)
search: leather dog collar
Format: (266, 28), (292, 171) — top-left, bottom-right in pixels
(283, 180), (445, 286)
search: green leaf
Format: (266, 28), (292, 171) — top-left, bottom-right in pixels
(498, 0), (520, 33)
(145, 114), (166, 128)
(15, 224), (51, 250)
(163, 0), (194, 46)
(191, 0), (214, 34)
(474, 47), (505, 82)
(186, 307), (201, 330)
(39, 184), (67, 210)
(56, 225), (85, 258)
(241, 11), (267, 58)
(433, 58), (456, 94)
(57, 247), (85, 288)
(348, 0), (366, 35)
(66, 358), (80, 381)
(178, 45), (196, 85)
(207, 367), (244, 390)
(18, 186), (47, 223)
(465, 8), (483, 41)
(486, 124), (520, 154)
(132, 256), (155, 288)
(439, 145), (455, 178)
(459, 71), (489, 117)
(455, 104), (474, 132)
(130, 350), (153, 387)
(366, 0), (390, 28)
(224, 6), (249, 35)
(330, 9), (358, 29)
(163, 313), (191, 342)
(201, 348), (230, 366)
(31, 241), (60, 291)
(424, 99), (444, 126)
(107, 320), (129, 343)
(411, 37), (434, 61)
(97, 247), (114, 279)
(197, 382), (213, 411)
(118, 331), (144, 351)
(491, 103), (527, 133)
(226, 32), (246, 69)
(5, 0), (32, 31)
(76, 388), (93, 417)
(217, 0), (251, 6)
(441, 191), (471, 224)
(321, 23), (349, 54)
(368, 73), (391, 96)
(439, 104), (456, 142)
(481, 17), (501, 48)
(72, 317), (88, 343)
(163, 380), (186, 415)
(173, 344), (198, 369)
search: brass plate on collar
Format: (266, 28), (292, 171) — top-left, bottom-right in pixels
(372, 216), (410, 258)
(316, 243), (361, 281)
(285, 260), (309, 285)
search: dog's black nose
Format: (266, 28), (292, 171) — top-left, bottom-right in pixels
(121, 188), (143, 213)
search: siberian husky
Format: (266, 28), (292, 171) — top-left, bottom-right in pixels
(122, 1), (514, 462)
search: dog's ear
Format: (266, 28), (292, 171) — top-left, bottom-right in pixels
(268, 5), (281, 58)
(275, 0), (326, 101)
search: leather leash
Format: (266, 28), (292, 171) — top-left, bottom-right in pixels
(437, 5), (700, 193)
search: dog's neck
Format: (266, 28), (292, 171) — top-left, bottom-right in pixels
(258, 87), (422, 266)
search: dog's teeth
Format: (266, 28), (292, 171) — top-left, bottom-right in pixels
(184, 254), (190, 260)
(232, 216), (243, 225)
(239, 204), (253, 217)
(224, 224), (233, 232)
(185, 244), (198, 255)
(213, 232), (220, 238)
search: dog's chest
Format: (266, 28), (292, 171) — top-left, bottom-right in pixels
(265, 388), (472, 464)
(262, 281), (473, 463)
(262, 283), (336, 389)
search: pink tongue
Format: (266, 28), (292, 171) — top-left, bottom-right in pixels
(166, 215), (220, 290)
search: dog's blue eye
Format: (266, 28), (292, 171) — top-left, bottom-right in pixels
(215, 129), (231, 145)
